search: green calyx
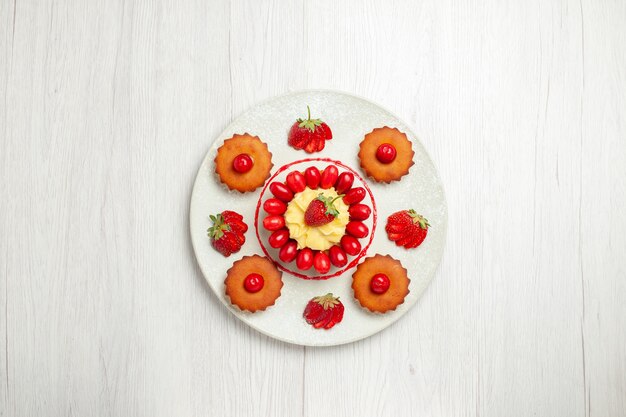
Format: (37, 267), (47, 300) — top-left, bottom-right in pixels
(408, 209), (429, 229)
(313, 293), (340, 310)
(297, 105), (323, 132)
(316, 193), (344, 217)
(208, 213), (230, 239)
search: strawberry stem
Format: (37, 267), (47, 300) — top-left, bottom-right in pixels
(317, 193), (344, 217)
(297, 106), (323, 132)
(329, 195), (344, 205)
(207, 213), (230, 239)
(408, 209), (430, 229)
(313, 293), (340, 310)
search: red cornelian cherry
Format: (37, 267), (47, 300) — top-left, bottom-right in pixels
(279, 240), (298, 263)
(370, 273), (390, 294)
(244, 273), (264, 293)
(376, 143), (397, 164)
(232, 153), (254, 173)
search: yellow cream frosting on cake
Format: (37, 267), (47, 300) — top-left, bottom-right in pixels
(284, 187), (349, 251)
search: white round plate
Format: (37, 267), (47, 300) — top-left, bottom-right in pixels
(190, 90), (447, 346)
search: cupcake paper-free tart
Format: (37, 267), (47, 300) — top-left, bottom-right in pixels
(358, 127), (414, 183)
(351, 254), (410, 313)
(214, 133), (273, 193)
(224, 255), (283, 312)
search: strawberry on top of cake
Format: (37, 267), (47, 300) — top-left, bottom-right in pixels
(284, 187), (349, 251)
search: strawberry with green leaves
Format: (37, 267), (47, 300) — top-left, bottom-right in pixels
(288, 106), (332, 153)
(385, 209), (429, 249)
(208, 210), (248, 257)
(303, 293), (344, 329)
(304, 193), (343, 226)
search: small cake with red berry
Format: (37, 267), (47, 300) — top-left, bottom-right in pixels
(259, 163), (374, 278)
(215, 133), (273, 193)
(224, 255), (283, 312)
(351, 254), (410, 313)
(358, 127), (414, 183)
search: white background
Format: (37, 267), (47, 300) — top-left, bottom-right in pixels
(1, 0), (625, 416)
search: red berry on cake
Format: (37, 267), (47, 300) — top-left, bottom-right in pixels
(319, 165), (339, 189)
(313, 251), (331, 274)
(343, 187), (366, 205)
(304, 166), (321, 189)
(369, 273), (390, 294)
(288, 106), (332, 153)
(346, 221), (369, 238)
(285, 171), (307, 193)
(328, 245), (348, 267)
(340, 235), (361, 256)
(385, 209), (429, 249)
(375, 143), (397, 164)
(348, 204), (371, 220)
(304, 193), (343, 227)
(243, 273), (264, 293)
(268, 229), (290, 248)
(296, 248), (314, 270)
(270, 182), (294, 202)
(334, 172), (354, 194)
(263, 198), (287, 215)
(279, 240), (298, 263)
(208, 211), (248, 257)
(232, 153), (254, 173)
(263, 215), (285, 231)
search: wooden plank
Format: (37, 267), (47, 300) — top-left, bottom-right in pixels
(0, 0), (13, 413)
(580, 1), (626, 416)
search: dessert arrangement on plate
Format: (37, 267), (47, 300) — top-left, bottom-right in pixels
(206, 105), (431, 328)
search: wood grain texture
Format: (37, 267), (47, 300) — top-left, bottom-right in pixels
(1, 0), (625, 416)
(1, 0), (10, 413)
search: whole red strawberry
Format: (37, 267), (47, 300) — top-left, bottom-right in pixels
(303, 293), (344, 329)
(208, 210), (248, 256)
(304, 194), (343, 226)
(288, 106), (332, 153)
(385, 209), (429, 249)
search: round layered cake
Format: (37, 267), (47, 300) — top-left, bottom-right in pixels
(255, 159), (377, 280)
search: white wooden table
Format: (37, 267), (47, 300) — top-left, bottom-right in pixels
(1, 1), (625, 416)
